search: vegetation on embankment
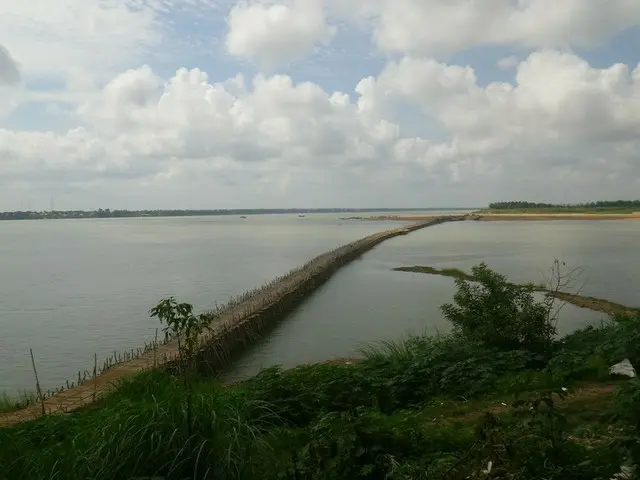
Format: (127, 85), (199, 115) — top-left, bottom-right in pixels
(394, 264), (640, 317)
(2, 264), (640, 479)
(0, 392), (35, 415)
(484, 200), (640, 213)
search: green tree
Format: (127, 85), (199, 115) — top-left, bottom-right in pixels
(150, 297), (212, 435)
(441, 263), (555, 351)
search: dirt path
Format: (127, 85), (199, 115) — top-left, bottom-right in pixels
(0, 218), (458, 428)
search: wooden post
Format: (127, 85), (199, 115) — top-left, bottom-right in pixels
(29, 348), (45, 416)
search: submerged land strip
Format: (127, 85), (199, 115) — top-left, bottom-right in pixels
(394, 265), (640, 317)
(0, 215), (466, 427)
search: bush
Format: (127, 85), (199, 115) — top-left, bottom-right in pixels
(441, 263), (556, 352)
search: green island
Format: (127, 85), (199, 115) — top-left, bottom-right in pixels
(1, 263), (639, 479)
(481, 200), (640, 214)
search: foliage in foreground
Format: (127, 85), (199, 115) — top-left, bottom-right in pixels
(2, 314), (640, 479)
(1, 264), (639, 479)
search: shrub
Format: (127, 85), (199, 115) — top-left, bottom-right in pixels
(441, 263), (556, 351)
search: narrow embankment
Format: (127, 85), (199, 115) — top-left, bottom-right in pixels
(0, 216), (465, 427)
(394, 266), (640, 316)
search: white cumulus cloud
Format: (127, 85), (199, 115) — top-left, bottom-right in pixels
(226, 0), (336, 68)
(2, 50), (640, 208)
(335, 0), (640, 56)
(357, 51), (640, 191)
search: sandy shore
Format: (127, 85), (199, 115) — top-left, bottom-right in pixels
(476, 213), (640, 221)
(367, 213), (640, 221)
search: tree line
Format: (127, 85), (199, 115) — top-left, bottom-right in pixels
(0, 207), (441, 221)
(488, 200), (640, 210)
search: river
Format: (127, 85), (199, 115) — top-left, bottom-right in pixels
(0, 213), (421, 394)
(225, 219), (640, 381)
(1, 214), (637, 393)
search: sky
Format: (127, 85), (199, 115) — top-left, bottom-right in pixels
(1, 1), (640, 210)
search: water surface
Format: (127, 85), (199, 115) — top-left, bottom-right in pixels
(0, 213), (422, 393)
(226, 220), (639, 381)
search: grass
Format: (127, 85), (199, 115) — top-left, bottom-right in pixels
(0, 391), (36, 414)
(395, 265), (640, 316)
(2, 312), (640, 479)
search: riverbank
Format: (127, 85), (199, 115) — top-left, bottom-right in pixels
(0, 216), (465, 426)
(1, 302), (639, 478)
(365, 213), (640, 221)
(476, 212), (640, 220)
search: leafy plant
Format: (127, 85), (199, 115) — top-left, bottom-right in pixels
(441, 263), (557, 352)
(614, 379), (640, 466)
(150, 297), (212, 435)
(292, 407), (428, 479)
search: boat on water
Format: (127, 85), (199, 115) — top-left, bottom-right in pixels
(298, 214), (306, 218)
(240, 215), (247, 219)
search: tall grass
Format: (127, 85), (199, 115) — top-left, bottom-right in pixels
(0, 391), (36, 414)
(2, 313), (640, 479)
(0, 371), (279, 480)
(358, 330), (447, 364)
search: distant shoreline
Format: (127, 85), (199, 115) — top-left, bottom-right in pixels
(0, 208), (473, 221)
(475, 212), (640, 220)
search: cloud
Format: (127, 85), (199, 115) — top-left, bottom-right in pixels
(0, 65), (401, 203)
(357, 51), (640, 189)
(0, 0), (186, 84)
(2, 49), (640, 208)
(0, 45), (21, 85)
(335, 0), (640, 56)
(496, 55), (519, 70)
(226, 0), (336, 67)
